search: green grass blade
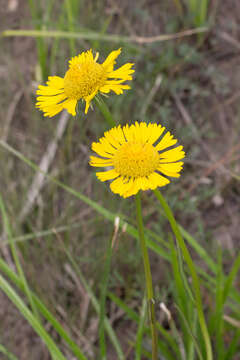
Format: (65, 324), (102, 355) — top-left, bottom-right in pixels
(62, 245), (125, 360)
(135, 295), (147, 360)
(175, 306), (203, 360)
(169, 236), (190, 312)
(224, 329), (240, 360)
(169, 236), (192, 351)
(154, 189), (213, 360)
(1, 29), (137, 43)
(215, 250), (224, 360)
(108, 292), (179, 359)
(1, 28), (208, 45)
(0, 258), (87, 360)
(0, 274), (67, 360)
(27, 1), (48, 80)
(178, 225), (216, 274)
(0, 194), (39, 320)
(199, 0), (209, 26)
(222, 252), (240, 304)
(0, 345), (18, 360)
(64, 0), (76, 55)
(99, 233), (114, 360)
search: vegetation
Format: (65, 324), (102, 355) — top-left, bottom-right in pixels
(0, 1), (239, 359)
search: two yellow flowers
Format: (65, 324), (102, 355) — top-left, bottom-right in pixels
(36, 48), (185, 198)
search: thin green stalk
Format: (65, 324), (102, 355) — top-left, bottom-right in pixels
(135, 192), (158, 360)
(154, 189), (213, 360)
(27, 0), (48, 80)
(94, 96), (116, 127)
(135, 295), (147, 360)
(64, 0), (76, 55)
(169, 236), (190, 351)
(108, 291), (180, 359)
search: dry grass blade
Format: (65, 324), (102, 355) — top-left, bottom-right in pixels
(2, 27), (209, 44)
(18, 111), (69, 222)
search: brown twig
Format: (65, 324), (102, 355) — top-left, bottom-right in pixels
(186, 143), (240, 195)
(18, 111), (69, 222)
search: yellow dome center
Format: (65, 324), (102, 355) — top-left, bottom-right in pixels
(113, 142), (160, 177)
(64, 61), (107, 99)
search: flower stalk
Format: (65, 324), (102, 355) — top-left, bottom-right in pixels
(154, 189), (213, 360)
(135, 192), (158, 360)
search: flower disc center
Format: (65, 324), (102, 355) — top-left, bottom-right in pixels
(64, 61), (106, 99)
(113, 142), (159, 177)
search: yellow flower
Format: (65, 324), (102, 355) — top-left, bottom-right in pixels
(90, 122), (185, 198)
(36, 48), (134, 117)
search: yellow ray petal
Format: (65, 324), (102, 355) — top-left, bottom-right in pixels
(100, 83), (130, 95)
(155, 132), (177, 152)
(123, 181), (140, 198)
(103, 128), (125, 150)
(135, 177), (150, 191)
(157, 162), (184, 177)
(96, 169), (119, 181)
(36, 86), (64, 96)
(159, 146), (185, 163)
(108, 63), (135, 79)
(89, 156), (113, 167)
(147, 172), (170, 189)
(106, 126), (126, 146)
(63, 99), (77, 115)
(36, 103), (64, 117)
(46, 76), (64, 88)
(94, 52), (99, 62)
(102, 48), (121, 72)
(84, 90), (98, 114)
(122, 123), (137, 142)
(99, 137), (118, 155)
(36, 93), (67, 105)
(110, 176), (136, 198)
(146, 123), (165, 145)
(92, 142), (115, 158)
(69, 50), (94, 68)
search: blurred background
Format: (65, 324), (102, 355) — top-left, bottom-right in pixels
(0, 0), (240, 359)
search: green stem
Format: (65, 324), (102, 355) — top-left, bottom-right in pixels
(135, 192), (158, 360)
(65, 0), (76, 55)
(154, 189), (213, 360)
(94, 97), (115, 127)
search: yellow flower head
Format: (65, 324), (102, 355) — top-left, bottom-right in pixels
(36, 48), (134, 117)
(90, 122), (185, 198)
